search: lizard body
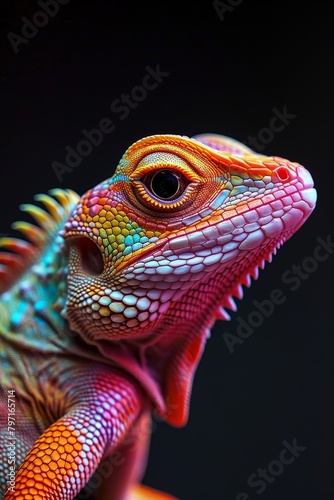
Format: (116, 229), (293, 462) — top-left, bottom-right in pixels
(0, 133), (316, 499)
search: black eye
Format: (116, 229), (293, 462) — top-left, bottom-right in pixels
(136, 167), (192, 209)
(150, 170), (180, 199)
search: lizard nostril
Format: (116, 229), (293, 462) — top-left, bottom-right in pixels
(274, 166), (290, 181)
(75, 237), (104, 276)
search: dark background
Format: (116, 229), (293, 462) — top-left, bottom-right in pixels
(0, 1), (333, 499)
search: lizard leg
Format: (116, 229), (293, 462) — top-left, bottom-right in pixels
(0, 416), (39, 498)
(3, 366), (143, 500)
(86, 410), (152, 499)
(76, 407), (179, 500)
(116, 412), (180, 500)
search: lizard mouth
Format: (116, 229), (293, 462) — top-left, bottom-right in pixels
(67, 176), (317, 279)
(109, 182), (317, 276)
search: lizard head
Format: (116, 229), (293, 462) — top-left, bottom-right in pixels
(62, 133), (316, 424)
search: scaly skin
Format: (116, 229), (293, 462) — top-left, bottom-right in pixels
(0, 134), (316, 499)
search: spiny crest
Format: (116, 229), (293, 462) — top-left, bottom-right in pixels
(213, 246), (279, 321)
(0, 188), (80, 294)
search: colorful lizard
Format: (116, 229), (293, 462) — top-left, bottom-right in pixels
(0, 133), (316, 500)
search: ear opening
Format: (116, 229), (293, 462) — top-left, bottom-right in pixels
(71, 236), (104, 276)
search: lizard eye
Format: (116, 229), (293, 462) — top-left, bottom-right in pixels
(131, 157), (198, 212)
(142, 169), (189, 201)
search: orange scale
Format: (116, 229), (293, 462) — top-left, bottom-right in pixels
(40, 463), (50, 473)
(64, 443), (74, 453)
(32, 474), (44, 483)
(46, 470), (56, 480)
(28, 488), (38, 496)
(50, 450), (60, 461)
(98, 197), (109, 205)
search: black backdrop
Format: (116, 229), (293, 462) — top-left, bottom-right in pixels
(0, 2), (333, 499)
